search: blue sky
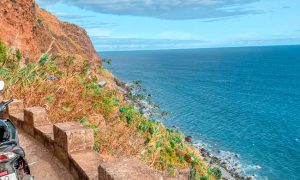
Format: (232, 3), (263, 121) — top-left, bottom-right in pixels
(36, 0), (300, 51)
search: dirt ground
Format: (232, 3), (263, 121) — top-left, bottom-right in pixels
(18, 130), (74, 180)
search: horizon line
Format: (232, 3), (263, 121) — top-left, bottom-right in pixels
(98, 43), (300, 53)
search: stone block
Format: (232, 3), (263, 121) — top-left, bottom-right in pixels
(22, 122), (34, 136)
(99, 157), (163, 180)
(34, 125), (54, 152)
(53, 121), (94, 153)
(23, 123), (34, 136)
(54, 144), (70, 168)
(24, 107), (51, 127)
(70, 150), (102, 180)
(44, 136), (54, 153)
(7, 99), (24, 115)
(69, 162), (80, 180)
(35, 124), (54, 141)
(9, 113), (24, 128)
(98, 166), (114, 180)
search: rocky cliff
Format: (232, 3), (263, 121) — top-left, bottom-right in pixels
(0, 0), (101, 64)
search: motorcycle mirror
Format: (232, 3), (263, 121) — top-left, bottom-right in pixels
(0, 81), (4, 91)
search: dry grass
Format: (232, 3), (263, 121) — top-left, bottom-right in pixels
(1, 50), (142, 157)
(0, 43), (221, 179)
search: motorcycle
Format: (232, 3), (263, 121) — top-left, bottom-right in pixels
(0, 81), (33, 180)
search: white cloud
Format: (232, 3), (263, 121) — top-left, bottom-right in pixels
(158, 31), (195, 40)
(37, 0), (262, 20)
(92, 37), (208, 51)
(54, 12), (94, 19)
(86, 28), (112, 37)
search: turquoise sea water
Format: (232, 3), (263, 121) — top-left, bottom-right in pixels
(102, 45), (300, 180)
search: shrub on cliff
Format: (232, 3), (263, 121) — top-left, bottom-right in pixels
(0, 40), (8, 65)
(119, 105), (220, 179)
(16, 49), (22, 61)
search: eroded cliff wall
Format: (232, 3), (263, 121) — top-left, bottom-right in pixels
(0, 0), (101, 64)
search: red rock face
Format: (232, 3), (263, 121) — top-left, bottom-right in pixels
(0, 0), (101, 65)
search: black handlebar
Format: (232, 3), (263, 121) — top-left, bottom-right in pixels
(0, 99), (14, 112)
(3, 99), (13, 106)
(0, 140), (18, 147)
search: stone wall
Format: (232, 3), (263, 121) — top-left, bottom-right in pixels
(7, 99), (165, 180)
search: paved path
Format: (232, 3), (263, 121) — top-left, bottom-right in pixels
(18, 130), (74, 180)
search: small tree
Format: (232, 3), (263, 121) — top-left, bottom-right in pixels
(39, 53), (50, 65)
(64, 55), (75, 67)
(0, 41), (8, 65)
(16, 49), (22, 61)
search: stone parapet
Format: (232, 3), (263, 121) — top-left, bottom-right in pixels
(98, 157), (163, 180)
(24, 107), (51, 127)
(54, 122), (94, 153)
(7, 99), (166, 180)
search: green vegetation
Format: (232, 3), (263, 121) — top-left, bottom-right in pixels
(77, 116), (101, 152)
(0, 41), (8, 65)
(119, 105), (220, 179)
(0, 40), (221, 179)
(16, 49), (22, 61)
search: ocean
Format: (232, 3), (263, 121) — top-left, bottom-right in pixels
(101, 45), (300, 180)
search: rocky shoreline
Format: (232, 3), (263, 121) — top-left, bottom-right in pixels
(114, 78), (257, 180)
(194, 142), (258, 180)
